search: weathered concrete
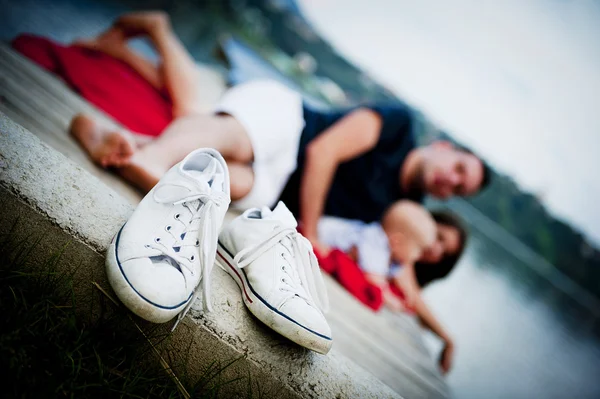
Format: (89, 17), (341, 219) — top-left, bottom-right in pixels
(0, 113), (402, 398)
(0, 184), (297, 399)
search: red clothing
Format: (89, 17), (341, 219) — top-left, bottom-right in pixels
(12, 34), (173, 137)
(314, 248), (415, 313)
(315, 248), (384, 311)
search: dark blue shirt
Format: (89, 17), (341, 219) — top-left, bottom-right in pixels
(279, 103), (423, 223)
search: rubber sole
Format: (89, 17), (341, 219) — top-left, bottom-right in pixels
(216, 243), (332, 354)
(105, 229), (188, 323)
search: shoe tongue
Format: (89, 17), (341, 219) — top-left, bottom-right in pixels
(204, 159), (225, 190)
(265, 201), (297, 228)
(203, 158), (217, 177)
(184, 158), (222, 190)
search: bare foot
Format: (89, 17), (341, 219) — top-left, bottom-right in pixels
(69, 114), (134, 168)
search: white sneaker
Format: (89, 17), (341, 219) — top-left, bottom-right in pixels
(106, 148), (230, 325)
(216, 201), (332, 354)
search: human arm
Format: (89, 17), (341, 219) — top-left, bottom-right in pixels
(300, 108), (382, 252)
(413, 294), (455, 374)
(391, 262), (419, 309)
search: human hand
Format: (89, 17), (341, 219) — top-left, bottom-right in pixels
(439, 340), (455, 374)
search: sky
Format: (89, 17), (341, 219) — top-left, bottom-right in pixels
(297, 0), (600, 245)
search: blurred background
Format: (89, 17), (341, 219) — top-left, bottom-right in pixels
(2, 0), (600, 397)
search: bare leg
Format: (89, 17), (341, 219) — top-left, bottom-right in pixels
(72, 11), (219, 164)
(71, 112), (255, 197)
(114, 12), (202, 118)
(70, 12), (255, 197)
(73, 26), (163, 90)
(227, 163), (254, 201)
(114, 113), (254, 194)
(118, 158), (255, 199)
(74, 11), (201, 115)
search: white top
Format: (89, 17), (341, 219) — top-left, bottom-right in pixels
(317, 216), (402, 277)
(214, 80), (305, 211)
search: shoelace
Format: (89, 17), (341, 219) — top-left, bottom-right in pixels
(151, 180), (229, 329)
(233, 228), (329, 313)
(279, 247), (307, 299)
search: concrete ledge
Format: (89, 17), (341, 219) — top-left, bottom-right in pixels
(0, 112), (401, 398)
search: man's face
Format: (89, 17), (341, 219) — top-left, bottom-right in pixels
(420, 142), (484, 199)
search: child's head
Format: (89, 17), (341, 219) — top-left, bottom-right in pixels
(381, 201), (436, 266)
(414, 211), (467, 287)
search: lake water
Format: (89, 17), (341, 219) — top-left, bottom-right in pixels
(422, 201), (600, 398)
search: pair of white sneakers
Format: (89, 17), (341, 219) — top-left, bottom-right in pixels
(105, 148), (332, 354)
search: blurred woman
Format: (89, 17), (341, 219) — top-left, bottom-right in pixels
(411, 211), (467, 374)
(318, 208), (467, 374)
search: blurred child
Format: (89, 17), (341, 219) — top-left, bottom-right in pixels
(317, 200), (436, 311)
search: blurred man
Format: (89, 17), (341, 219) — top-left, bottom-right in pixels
(279, 104), (490, 252)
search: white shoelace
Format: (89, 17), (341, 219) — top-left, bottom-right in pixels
(233, 228), (329, 313)
(150, 180), (229, 329)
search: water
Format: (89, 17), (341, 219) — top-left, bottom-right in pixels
(422, 202), (600, 398)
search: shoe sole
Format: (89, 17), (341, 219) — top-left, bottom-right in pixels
(105, 226), (189, 323)
(216, 242), (332, 355)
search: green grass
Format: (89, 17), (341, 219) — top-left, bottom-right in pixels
(0, 228), (253, 399)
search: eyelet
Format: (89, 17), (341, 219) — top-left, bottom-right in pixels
(190, 255), (195, 261)
(144, 244), (150, 248)
(281, 265), (285, 271)
(281, 278), (285, 283)
(174, 214), (180, 220)
(195, 240), (199, 246)
(165, 225), (171, 231)
(154, 237), (161, 243)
